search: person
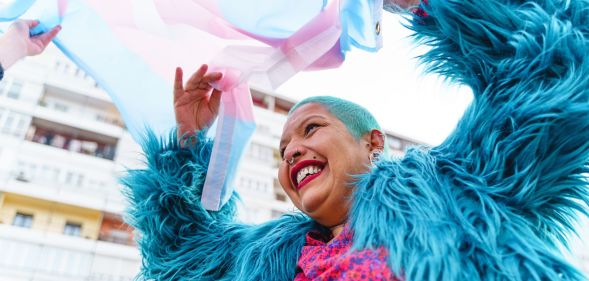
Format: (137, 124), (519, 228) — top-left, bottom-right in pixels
(0, 19), (61, 80)
(123, 0), (589, 280)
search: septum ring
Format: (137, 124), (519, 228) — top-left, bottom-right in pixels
(287, 157), (295, 166)
(286, 149), (300, 166)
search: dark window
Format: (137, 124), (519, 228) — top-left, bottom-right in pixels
(63, 222), (82, 237)
(12, 212), (33, 228)
(6, 81), (23, 99)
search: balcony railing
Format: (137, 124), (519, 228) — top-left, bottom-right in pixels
(27, 129), (116, 161)
(98, 232), (134, 247)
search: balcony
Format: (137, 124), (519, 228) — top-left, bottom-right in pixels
(98, 213), (135, 247)
(27, 118), (118, 161)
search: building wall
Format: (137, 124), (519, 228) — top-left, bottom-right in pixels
(0, 49), (142, 281)
(0, 193), (102, 239)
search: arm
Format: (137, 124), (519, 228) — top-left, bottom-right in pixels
(123, 130), (317, 280)
(122, 130), (237, 280)
(351, 1), (588, 280)
(412, 0), (589, 241)
(123, 67), (318, 280)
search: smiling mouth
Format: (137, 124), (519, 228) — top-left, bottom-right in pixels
(291, 160), (325, 190)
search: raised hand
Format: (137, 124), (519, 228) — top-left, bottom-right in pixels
(0, 20), (61, 69)
(174, 64), (223, 140)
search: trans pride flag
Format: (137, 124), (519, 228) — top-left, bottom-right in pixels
(0, 0), (383, 210)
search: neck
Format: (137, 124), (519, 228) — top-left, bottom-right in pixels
(329, 223), (345, 239)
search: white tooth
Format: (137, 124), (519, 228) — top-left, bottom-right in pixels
(295, 166), (323, 186)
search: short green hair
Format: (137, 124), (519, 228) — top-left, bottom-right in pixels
(289, 96), (382, 141)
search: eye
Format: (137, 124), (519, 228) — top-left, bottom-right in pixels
(304, 123), (320, 136)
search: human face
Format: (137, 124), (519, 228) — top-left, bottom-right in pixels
(278, 103), (374, 227)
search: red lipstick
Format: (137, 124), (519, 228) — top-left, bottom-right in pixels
(290, 159), (325, 190)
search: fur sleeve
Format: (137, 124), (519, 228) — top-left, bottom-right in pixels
(415, 0), (589, 244)
(122, 130), (317, 281)
(351, 0), (589, 280)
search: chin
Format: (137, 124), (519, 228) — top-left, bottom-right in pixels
(300, 194), (324, 214)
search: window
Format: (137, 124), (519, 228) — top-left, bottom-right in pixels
(2, 114), (14, 133)
(40, 165), (60, 182)
(0, 79), (8, 95)
(63, 222), (82, 237)
(54, 60), (62, 70)
(388, 137), (403, 150)
(76, 174), (85, 187)
(53, 102), (69, 112)
(271, 210), (285, 219)
(248, 143), (273, 162)
(12, 212), (34, 228)
(6, 80), (23, 99)
(0, 111), (31, 137)
(275, 192), (287, 202)
(64, 171), (75, 185)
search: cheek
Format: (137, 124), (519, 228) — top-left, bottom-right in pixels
(277, 165), (290, 190)
(277, 165), (301, 205)
(332, 146), (370, 180)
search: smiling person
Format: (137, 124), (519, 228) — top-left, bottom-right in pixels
(124, 0), (589, 280)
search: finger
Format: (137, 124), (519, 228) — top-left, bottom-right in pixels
(201, 72), (223, 84)
(185, 64), (208, 90)
(22, 19), (39, 29)
(32, 25), (61, 48)
(208, 89), (223, 116)
(173, 67), (184, 98)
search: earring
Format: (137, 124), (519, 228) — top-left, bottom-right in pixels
(369, 149), (383, 165)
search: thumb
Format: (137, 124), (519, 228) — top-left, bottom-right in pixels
(208, 89), (223, 116)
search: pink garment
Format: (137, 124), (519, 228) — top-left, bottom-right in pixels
(295, 228), (399, 281)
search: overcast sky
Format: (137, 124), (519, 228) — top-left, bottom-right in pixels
(277, 12), (473, 145)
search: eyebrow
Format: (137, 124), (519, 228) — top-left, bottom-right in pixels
(279, 114), (326, 148)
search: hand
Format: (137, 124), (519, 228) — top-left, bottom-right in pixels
(174, 64), (223, 139)
(0, 20), (61, 69)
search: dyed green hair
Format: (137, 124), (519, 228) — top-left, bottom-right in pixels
(289, 96), (383, 142)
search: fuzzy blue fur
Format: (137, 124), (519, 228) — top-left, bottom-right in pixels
(123, 0), (589, 280)
(123, 131), (327, 280)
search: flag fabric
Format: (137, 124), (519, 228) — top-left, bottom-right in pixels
(0, 0), (383, 210)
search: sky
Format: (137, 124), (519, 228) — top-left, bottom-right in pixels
(277, 12), (473, 145)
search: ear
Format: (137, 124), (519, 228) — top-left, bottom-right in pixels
(363, 129), (385, 151)
(370, 129), (385, 150)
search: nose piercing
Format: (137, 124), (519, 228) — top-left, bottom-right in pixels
(286, 149), (300, 166)
(287, 157), (295, 166)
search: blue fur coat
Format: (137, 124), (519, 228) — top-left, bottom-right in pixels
(123, 0), (589, 280)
